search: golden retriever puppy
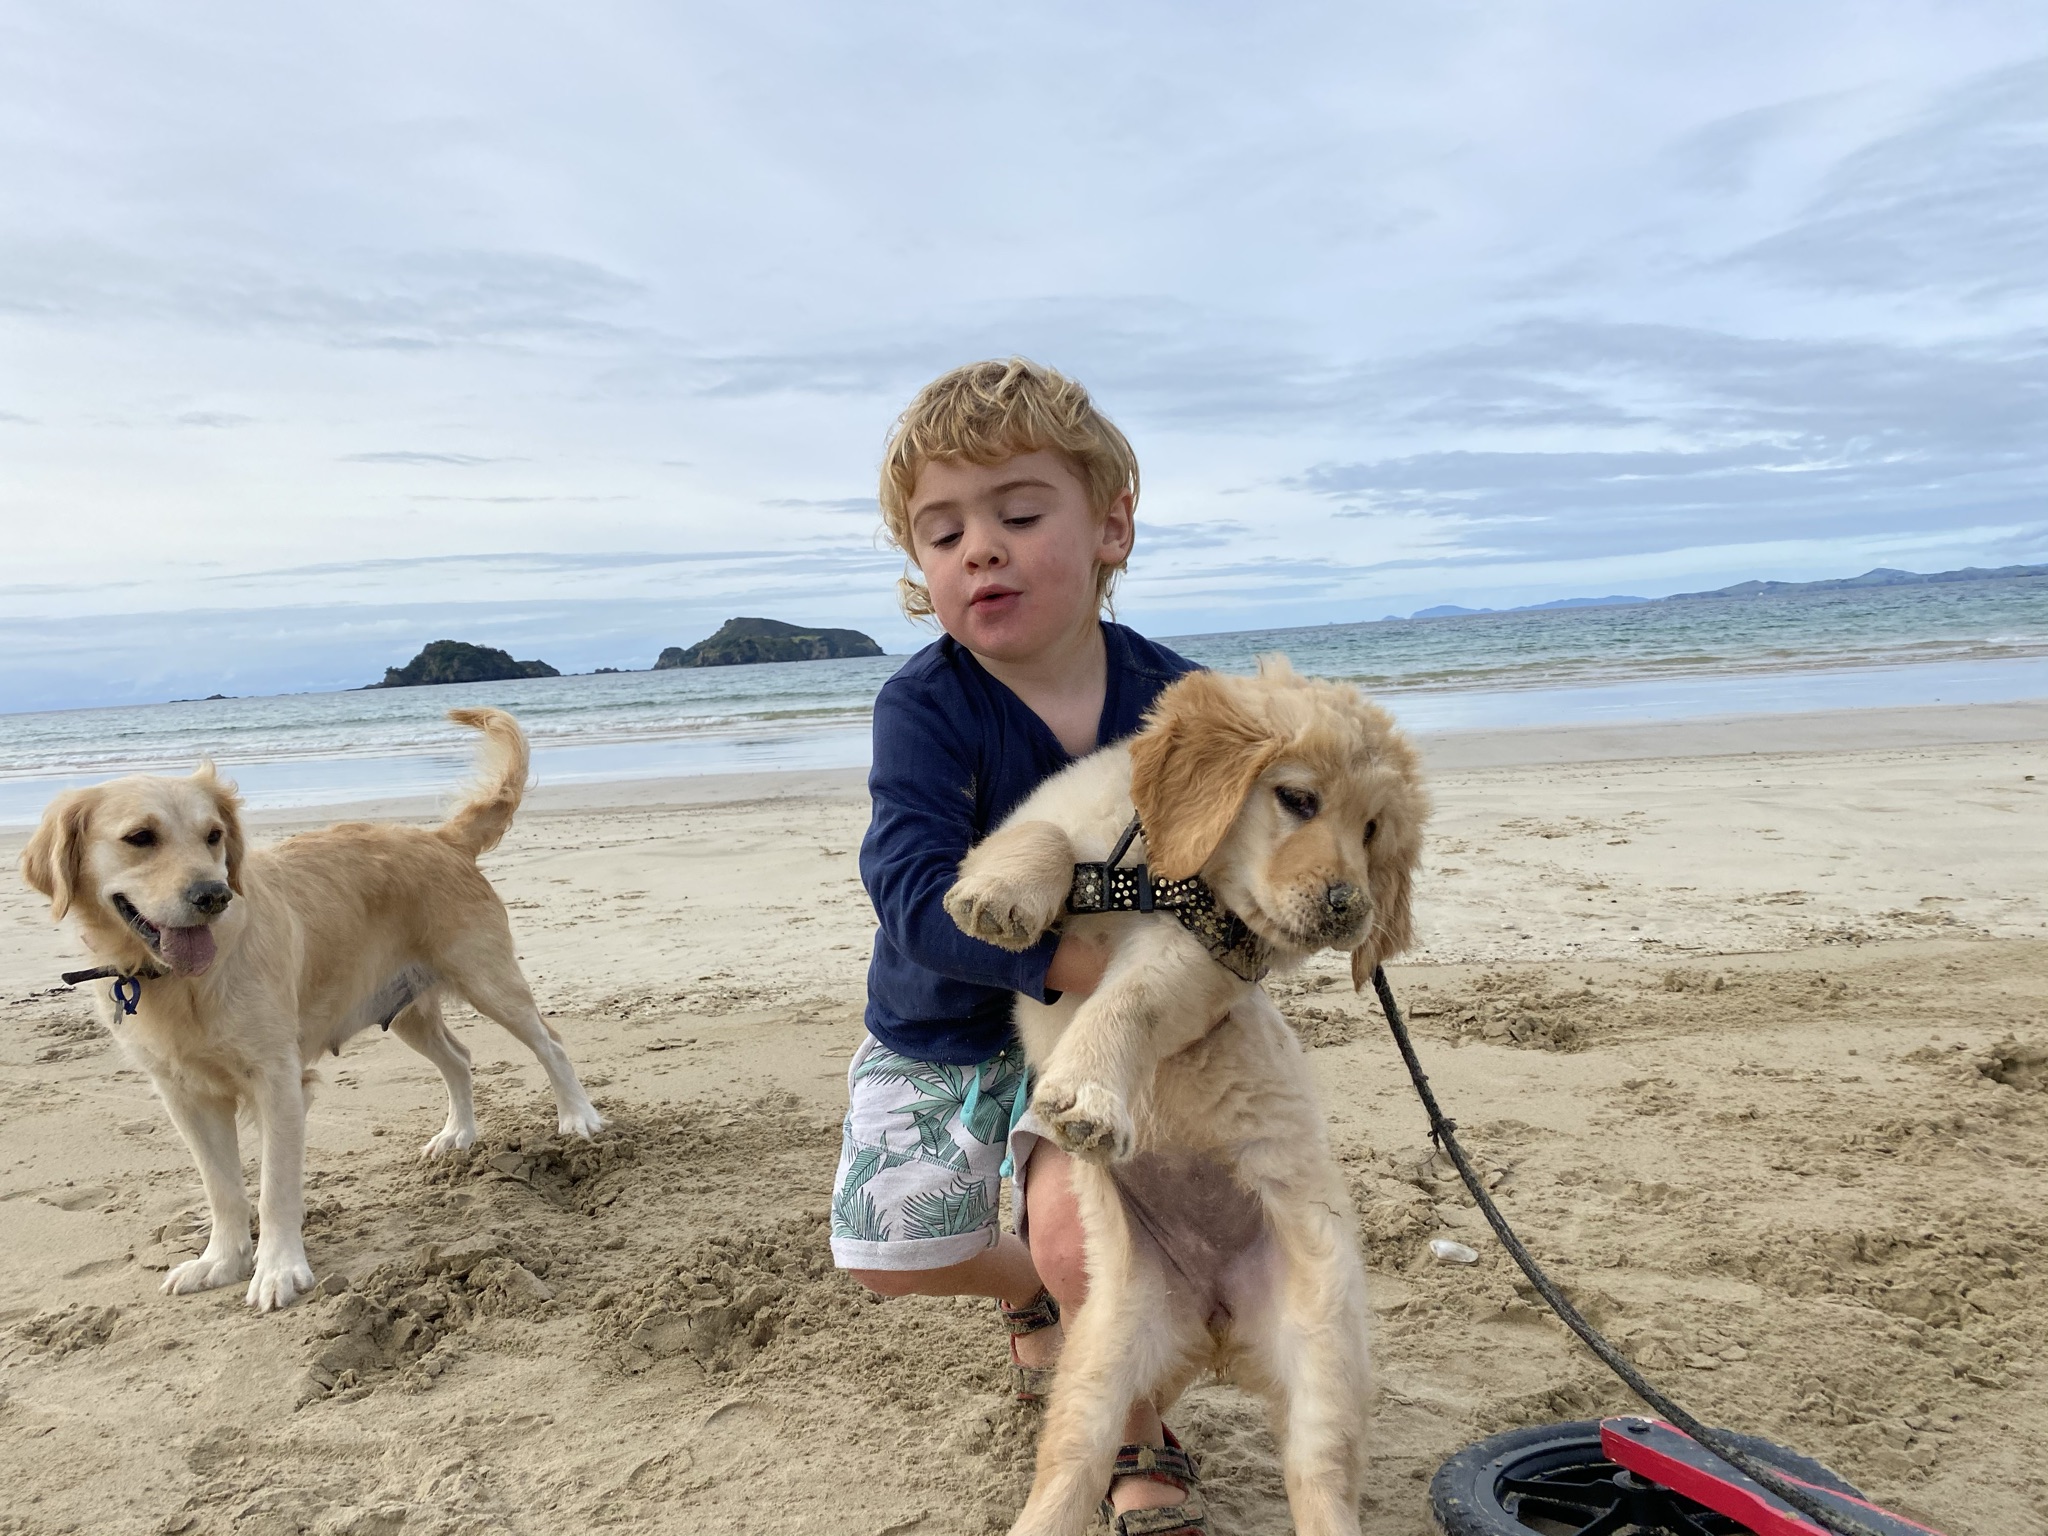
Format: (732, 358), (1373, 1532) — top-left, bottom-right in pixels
(944, 660), (1426, 1536)
(19, 708), (604, 1312)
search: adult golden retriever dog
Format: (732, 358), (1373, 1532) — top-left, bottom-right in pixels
(19, 708), (604, 1312)
(945, 661), (1427, 1536)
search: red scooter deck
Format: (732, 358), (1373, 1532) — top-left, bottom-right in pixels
(1599, 1418), (1946, 1536)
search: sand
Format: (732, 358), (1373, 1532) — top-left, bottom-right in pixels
(2, 700), (2045, 1536)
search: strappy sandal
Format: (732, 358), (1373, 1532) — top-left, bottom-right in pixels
(999, 1288), (1062, 1402)
(1100, 1425), (1206, 1536)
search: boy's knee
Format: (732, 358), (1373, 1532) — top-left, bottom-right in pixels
(844, 1266), (931, 1298)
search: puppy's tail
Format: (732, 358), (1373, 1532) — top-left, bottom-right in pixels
(437, 708), (531, 859)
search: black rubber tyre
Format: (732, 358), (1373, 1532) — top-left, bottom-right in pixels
(1429, 1419), (1865, 1535)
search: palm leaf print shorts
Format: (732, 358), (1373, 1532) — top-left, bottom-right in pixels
(828, 1035), (1045, 1271)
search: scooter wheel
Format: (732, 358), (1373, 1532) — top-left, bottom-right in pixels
(1429, 1419), (1863, 1534)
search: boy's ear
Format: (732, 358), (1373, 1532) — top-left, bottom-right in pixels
(1129, 672), (1283, 880)
(21, 789), (94, 920)
(195, 764), (247, 894)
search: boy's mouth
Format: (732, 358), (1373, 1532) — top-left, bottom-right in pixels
(969, 585), (1021, 611)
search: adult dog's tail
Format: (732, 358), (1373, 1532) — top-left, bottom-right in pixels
(437, 708), (531, 859)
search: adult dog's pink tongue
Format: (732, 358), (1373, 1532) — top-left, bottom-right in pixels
(159, 926), (217, 975)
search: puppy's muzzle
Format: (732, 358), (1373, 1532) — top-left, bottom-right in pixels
(1309, 881), (1371, 947)
(186, 880), (233, 918)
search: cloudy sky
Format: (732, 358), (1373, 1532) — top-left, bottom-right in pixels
(4, 2), (2046, 711)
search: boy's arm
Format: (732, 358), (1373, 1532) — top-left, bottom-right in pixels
(862, 683), (1064, 1000)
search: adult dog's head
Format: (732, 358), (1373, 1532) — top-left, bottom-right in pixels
(20, 768), (246, 978)
(1129, 659), (1428, 988)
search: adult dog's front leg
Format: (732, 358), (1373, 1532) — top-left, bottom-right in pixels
(156, 1083), (255, 1297)
(245, 1065), (315, 1311)
(945, 820), (1074, 950)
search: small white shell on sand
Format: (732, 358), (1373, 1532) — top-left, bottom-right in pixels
(1429, 1238), (1480, 1264)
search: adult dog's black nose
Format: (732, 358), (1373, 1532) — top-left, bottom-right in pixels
(1324, 882), (1360, 915)
(186, 880), (233, 917)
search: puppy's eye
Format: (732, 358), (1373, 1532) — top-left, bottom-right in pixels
(1274, 786), (1319, 819)
(122, 828), (157, 848)
(207, 828), (224, 847)
(1363, 819), (1379, 845)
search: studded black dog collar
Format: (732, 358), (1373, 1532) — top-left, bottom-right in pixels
(1065, 815), (1271, 983)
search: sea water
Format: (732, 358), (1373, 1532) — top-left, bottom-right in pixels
(2, 576), (2044, 824)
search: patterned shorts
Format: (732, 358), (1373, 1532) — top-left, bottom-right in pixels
(828, 1035), (1043, 1272)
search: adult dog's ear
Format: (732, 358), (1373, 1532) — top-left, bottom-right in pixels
(21, 789), (93, 920)
(1129, 672), (1284, 881)
(1350, 766), (1431, 989)
(196, 764), (247, 894)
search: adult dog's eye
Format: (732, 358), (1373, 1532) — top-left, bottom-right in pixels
(1275, 786), (1319, 819)
(123, 828), (157, 848)
(207, 828), (224, 847)
(1363, 819), (1378, 845)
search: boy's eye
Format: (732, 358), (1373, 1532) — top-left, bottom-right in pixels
(929, 531), (961, 549)
(1274, 786), (1319, 819)
(1003, 514), (1042, 530)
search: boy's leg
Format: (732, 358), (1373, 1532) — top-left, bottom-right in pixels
(1024, 1140), (1188, 1520)
(831, 1038), (1061, 1371)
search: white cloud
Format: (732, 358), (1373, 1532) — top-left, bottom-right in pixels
(2, 2), (2047, 709)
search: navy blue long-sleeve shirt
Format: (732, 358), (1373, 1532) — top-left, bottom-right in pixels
(860, 622), (1200, 1064)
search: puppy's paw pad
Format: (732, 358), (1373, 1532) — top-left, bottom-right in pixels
(944, 876), (1065, 950)
(1035, 1080), (1134, 1164)
(246, 1256), (315, 1312)
(162, 1251), (252, 1296)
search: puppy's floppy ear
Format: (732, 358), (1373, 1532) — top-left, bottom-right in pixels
(21, 789), (93, 920)
(1349, 758), (1431, 990)
(1129, 672), (1284, 881)
(195, 764), (247, 894)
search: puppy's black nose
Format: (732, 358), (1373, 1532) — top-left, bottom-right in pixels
(1324, 882), (1359, 915)
(187, 880), (233, 917)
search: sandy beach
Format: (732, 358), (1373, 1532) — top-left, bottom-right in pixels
(3, 699), (2045, 1536)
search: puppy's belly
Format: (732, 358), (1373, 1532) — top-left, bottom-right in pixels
(1111, 1151), (1273, 1332)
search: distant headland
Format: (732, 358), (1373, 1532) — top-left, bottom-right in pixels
(1401, 563), (2047, 621)
(369, 640), (561, 689)
(656, 617), (883, 669)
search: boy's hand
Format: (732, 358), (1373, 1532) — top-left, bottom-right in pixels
(1046, 932), (1108, 998)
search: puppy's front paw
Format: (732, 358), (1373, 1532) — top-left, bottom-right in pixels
(1034, 1077), (1135, 1164)
(162, 1247), (253, 1296)
(246, 1248), (316, 1312)
(944, 870), (1067, 950)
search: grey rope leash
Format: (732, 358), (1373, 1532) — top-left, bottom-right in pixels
(1369, 966), (1889, 1536)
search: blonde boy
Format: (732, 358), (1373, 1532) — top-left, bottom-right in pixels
(831, 359), (1205, 1533)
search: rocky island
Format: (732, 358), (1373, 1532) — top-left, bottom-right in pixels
(657, 617), (883, 669)
(371, 640), (561, 688)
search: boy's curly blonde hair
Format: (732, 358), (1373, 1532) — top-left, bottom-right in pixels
(878, 358), (1139, 621)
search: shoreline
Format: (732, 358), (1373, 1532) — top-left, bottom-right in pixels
(19, 693), (2035, 833)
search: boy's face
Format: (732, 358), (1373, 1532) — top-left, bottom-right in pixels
(906, 450), (1134, 663)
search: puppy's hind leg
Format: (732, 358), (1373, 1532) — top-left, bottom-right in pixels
(1012, 1197), (1183, 1536)
(440, 928), (604, 1140)
(388, 992), (478, 1158)
(1251, 1206), (1373, 1536)
(157, 1083), (255, 1296)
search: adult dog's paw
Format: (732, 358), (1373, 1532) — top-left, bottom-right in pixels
(944, 870), (1066, 950)
(421, 1121), (477, 1159)
(557, 1102), (606, 1140)
(1034, 1077), (1135, 1164)
(162, 1247), (253, 1296)
(246, 1249), (316, 1312)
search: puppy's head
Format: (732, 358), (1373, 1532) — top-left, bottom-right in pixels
(1129, 659), (1428, 986)
(21, 766), (245, 977)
